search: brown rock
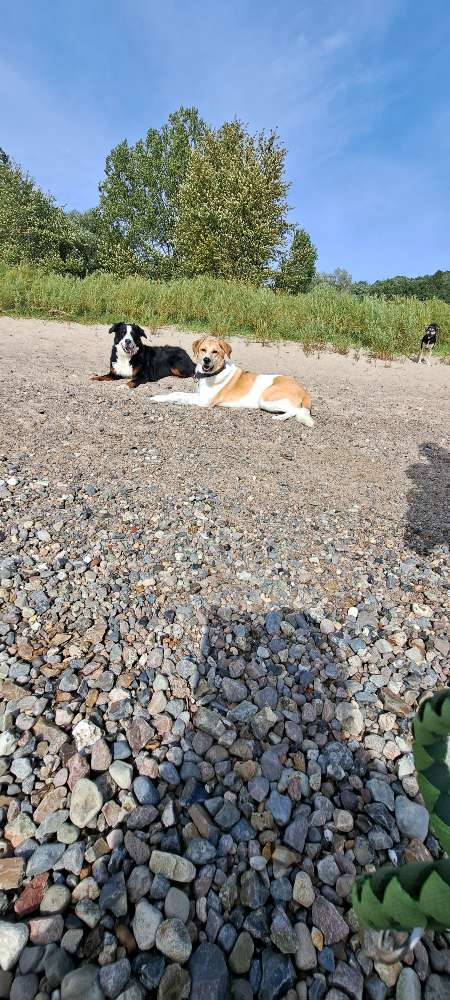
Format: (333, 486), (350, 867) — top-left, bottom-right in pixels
(91, 739), (112, 772)
(29, 915), (64, 945)
(116, 923), (137, 954)
(33, 787), (67, 824)
(0, 679), (27, 701)
(84, 621), (107, 645)
(5, 813), (37, 848)
(16, 639), (34, 660)
(404, 839), (432, 864)
(33, 719), (68, 751)
(126, 719), (153, 755)
(14, 873), (49, 916)
(67, 753), (90, 791)
(0, 857), (24, 890)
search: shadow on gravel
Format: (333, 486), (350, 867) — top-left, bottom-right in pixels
(405, 442), (450, 555)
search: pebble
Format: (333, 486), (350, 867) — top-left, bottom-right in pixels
(69, 778), (103, 828)
(1, 457), (449, 993)
(150, 851), (196, 883)
(132, 900), (163, 949)
(293, 871), (315, 907)
(395, 796), (429, 841)
(189, 943), (229, 1000)
(0, 922), (29, 972)
(155, 918), (193, 963)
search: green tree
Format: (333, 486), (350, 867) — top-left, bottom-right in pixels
(173, 120), (290, 283)
(98, 106), (207, 277)
(314, 267), (353, 290)
(275, 227), (317, 293)
(0, 154), (97, 275)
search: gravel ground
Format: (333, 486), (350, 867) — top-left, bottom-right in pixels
(0, 316), (449, 1000)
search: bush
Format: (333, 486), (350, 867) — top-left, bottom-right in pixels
(0, 264), (449, 358)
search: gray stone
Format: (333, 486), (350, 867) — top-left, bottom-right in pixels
(109, 761), (133, 789)
(330, 961), (364, 1000)
(69, 778), (103, 828)
(367, 778), (395, 811)
(396, 967), (421, 1000)
(395, 797), (429, 841)
(139, 954), (165, 991)
(26, 843), (65, 877)
(293, 871), (315, 907)
(189, 943), (229, 1000)
(132, 899), (162, 949)
(335, 702), (364, 736)
(311, 897), (349, 945)
(283, 815), (308, 853)
(99, 959), (131, 999)
(155, 918), (192, 963)
(194, 708), (226, 739)
(248, 776), (269, 802)
(133, 776), (159, 805)
(240, 871), (269, 909)
(164, 888), (190, 922)
(317, 856), (340, 886)
(270, 907), (297, 953)
(294, 923), (317, 971)
(0, 921), (29, 972)
(259, 948), (295, 1000)
(43, 947), (74, 988)
(228, 931), (254, 974)
(149, 851), (196, 883)
(61, 965), (104, 1000)
(185, 838), (216, 864)
(100, 872), (128, 917)
(127, 865), (152, 903)
(267, 790), (292, 826)
(40, 884), (71, 914)
(425, 975), (450, 1000)
(10, 974), (38, 1000)
(157, 963), (190, 1000)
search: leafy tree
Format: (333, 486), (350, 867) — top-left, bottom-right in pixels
(367, 270), (450, 304)
(173, 120), (290, 283)
(314, 267), (353, 290)
(65, 208), (102, 273)
(275, 227), (317, 294)
(0, 154), (97, 275)
(98, 107), (207, 277)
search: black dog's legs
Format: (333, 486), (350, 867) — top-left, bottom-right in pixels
(91, 371), (121, 382)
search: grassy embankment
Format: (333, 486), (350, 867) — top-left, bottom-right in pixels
(0, 263), (449, 358)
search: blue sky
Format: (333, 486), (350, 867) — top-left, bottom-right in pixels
(2, 0), (449, 280)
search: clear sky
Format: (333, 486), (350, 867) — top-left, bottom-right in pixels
(1, 0), (449, 281)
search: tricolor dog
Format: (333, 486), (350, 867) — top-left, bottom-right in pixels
(149, 336), (314, 427)
(92, 323), (196, 389)
(418, 323), (439, 365)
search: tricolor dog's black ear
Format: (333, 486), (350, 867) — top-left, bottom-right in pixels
(132, 324), (147, 339)
(109, 322), (125, 335)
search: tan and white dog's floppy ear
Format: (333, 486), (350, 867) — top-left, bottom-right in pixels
(218, 339), (232, 357)
(192, 338), (204, 358)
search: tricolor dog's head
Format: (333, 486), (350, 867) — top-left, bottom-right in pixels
(109, 322), (147, 358)
(192, 336), (232, 373)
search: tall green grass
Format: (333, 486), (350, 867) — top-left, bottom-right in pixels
(0, 262), (449, 357)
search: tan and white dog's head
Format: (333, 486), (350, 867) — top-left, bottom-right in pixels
(192, 337), (232, 374)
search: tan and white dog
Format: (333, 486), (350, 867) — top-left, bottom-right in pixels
(149, 337), (314, 427)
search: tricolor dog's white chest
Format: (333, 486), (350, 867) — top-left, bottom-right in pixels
(112, 344), (134, 378)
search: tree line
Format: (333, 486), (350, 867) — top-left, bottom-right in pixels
(0, 108), (447, 302)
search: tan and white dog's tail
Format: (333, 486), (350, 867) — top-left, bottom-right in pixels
(295, 406), (314, 428)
